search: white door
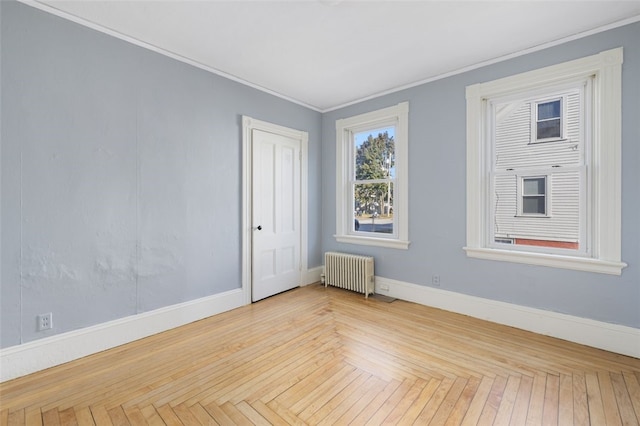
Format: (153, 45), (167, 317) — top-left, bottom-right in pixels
(252, 129), (301, 302)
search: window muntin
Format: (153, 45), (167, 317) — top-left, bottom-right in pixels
(335, 102), (409, 249)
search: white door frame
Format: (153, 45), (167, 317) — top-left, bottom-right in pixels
(242, 116), (308, 305)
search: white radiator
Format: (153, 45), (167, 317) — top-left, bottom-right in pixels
(324, 252), (374, 298)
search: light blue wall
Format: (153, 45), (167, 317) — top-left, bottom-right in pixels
(0, 1), (322, 348)
(2, 1), (638, 352)
(322, 22), (640, 329)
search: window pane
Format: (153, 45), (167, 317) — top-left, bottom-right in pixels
(523, 177), (545, 195)
(538, 100), (561, 120)
(537, 119), (561, 139)
(354, 182), (393, 234)
(354, 127), (395, 181)
(523, 196), (546, 214)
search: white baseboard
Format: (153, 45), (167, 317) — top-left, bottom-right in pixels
(375, 276), (640, 358)
(0, 288), (245, 382)
(302, 266), (323, 286)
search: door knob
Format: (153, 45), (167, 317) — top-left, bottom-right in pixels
(256, 225), (262, 231)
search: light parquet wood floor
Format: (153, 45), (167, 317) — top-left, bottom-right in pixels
(1, 284), (639, 425)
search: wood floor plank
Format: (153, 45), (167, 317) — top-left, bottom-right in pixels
(154, 404), (182, 426)
(250, 400), (290, 426)
(40, 409), (59, 426)
(23, 409), (42, 426)
(306, 372), (372, 425)
(429, 376), (470, 425)
(219, 401), (254, 426)
(476, 375), (507, 425)
(232, 402), (270, 426)
(365, 378), (416, 425)
(203, 403), (236, 425)
(371, 377), (428, 425)
(332, 376), (388, 425)
(7, 410), (24, 426)
(493, 375), (521, 425)
(189, 403), (220, 426)
(56, 408), (77, 426)
(413, 377), (456, 424)
(585, 372), (607, 425)
(444, 376), (481, 426)
(1, 285), (638, 426)
(171, 402), (201, 425)
(509, 375), (533, 426)
(288, 365), (358, 415)
(623, 372), (640, 421)
(598, 371), (623, 425)
(106, 406), (129, 426)
(525, 373), (547, 425)
(122, 406), (147, 425)
(139, 405), (165, 426)
(265, 400), (307, 426)
(557, 373), (574, 425)
(460, 375), (495, 426)
(542, 374), (559, 426)
(397, 378), (441, 425)
(88, 406), (112, 426)
(610, 372), (639, 426)
(572, 374), (590, 426)
(297, 369), (364, 419)
(349, 379), (402, 425)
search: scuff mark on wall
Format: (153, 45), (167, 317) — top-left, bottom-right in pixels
(94, 254), (136, 287)
(22, 247), (81, 284)
(138, 239), (184, 278)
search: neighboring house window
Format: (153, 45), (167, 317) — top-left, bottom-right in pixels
(335, 102), (409, 249)
(521, 176), (547, 216)
(534, 98), (563, 141)
(465, 48), (626, 275)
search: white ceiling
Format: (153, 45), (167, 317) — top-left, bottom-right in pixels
(30, 0), (640, 112)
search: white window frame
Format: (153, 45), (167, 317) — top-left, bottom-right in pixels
(465, 48), (627, 275)
(335, 102), (410, 249)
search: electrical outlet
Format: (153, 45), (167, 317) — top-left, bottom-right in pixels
(432, 275), (440, 286)
(37, 313), (53, 331)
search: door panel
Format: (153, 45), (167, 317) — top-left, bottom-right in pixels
(252, 129), (301, 302)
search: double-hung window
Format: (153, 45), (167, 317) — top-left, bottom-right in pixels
(335, 102), (409, 249)
(465, 48), (626, 274)
(521, 176), (547, 216)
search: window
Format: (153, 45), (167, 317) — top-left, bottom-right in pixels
(335, 102), (409, 249)
(521, 176), (547, 215)
(535, 98), (562, 141)
(466, 48), (626, 275)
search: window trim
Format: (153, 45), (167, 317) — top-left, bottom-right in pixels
(465, 47), (626, 275)
(519, 175), (549, 217)
(335, 102), (410, 249)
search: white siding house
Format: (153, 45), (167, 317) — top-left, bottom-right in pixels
(491, 87), (584, 249)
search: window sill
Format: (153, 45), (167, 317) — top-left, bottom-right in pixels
(528, 138), (568, 145)
(464, 247), (627, 275)
(335, 234), (410, 250)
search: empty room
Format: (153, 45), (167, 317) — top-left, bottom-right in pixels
(1, 0), (639, 424)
